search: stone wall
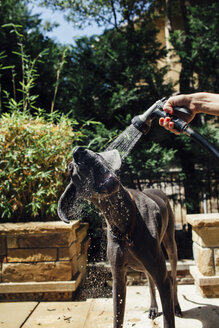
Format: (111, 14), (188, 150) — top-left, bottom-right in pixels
(0, 221), (90, 301)
(187, 213), (219, 297)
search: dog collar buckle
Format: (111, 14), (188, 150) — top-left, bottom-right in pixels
(125, 235), (135, 248)
(126, 240), (135, 248)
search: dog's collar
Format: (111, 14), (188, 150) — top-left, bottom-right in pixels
(110, 190), (137, 248)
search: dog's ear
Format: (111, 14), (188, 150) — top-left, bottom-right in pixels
(57, 182), (76, 224)
(99, 149), (121, 171)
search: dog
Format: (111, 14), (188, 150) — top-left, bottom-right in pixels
(58, 147), (181, 328)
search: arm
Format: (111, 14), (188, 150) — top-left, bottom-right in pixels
(159, 93), (219, 134)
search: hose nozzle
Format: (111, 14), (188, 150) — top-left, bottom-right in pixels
(131, 97), (219, 160)
(131, 99), (165, 134)
(131, 115), (151, 134)
(131, 98), (193, 134)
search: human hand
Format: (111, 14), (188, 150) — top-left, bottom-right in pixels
(159, 94), (196, 134)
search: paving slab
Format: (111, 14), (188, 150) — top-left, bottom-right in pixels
(0, 302), (38, 328)
(22, 301), (92, 328)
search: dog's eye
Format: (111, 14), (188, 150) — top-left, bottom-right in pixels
(68, 162), (73, 172)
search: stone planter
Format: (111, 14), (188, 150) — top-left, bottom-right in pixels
(0, 220), (90, 301)
(187, 213), (219, 297)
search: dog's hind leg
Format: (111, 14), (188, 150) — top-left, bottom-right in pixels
(147, 273), (158, 319)
(163, 205), (182, 317)
(147, 249), (175, 328)
(163, 234), (182, 317)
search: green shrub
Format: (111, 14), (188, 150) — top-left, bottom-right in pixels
(0, 110), (82, 222)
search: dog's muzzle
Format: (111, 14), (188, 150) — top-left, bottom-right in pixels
(73, 146), (90, 167)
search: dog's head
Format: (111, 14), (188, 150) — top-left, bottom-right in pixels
(57, 147), (121, 223)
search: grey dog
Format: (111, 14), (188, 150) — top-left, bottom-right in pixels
(58, 147), (181, 328)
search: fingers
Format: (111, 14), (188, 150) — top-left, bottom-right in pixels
(163, 95), (195, 124)
(159, 117), (171, 129)
(163, 94), (190, 115)
(163, 94), (193, 115)
(163, 97), (178, 115)
(159, 117), (180, 135)
(163, 102), (174, 115)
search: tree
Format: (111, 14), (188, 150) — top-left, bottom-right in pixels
(180, 3), (219, 93)
(58, 19), (172, 129)
(38, 0), (152, 30)
(0, 0), (69, 114)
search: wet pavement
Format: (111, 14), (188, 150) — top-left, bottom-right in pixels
(0, 284), (219, 327)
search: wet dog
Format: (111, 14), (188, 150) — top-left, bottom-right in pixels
(58, 147), (181, 328)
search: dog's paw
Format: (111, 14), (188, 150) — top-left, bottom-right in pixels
(148, 307), (158, 319)
(175, 304), (182, 317)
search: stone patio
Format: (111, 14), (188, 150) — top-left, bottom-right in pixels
(0, 285), (219, 328)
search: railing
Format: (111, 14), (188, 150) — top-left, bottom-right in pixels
(121, 169), (219, 227)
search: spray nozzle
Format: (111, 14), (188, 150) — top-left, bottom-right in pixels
(131, 98), (193, 134)
(131, 99), (163, 133)
(131, 115), (152, 134)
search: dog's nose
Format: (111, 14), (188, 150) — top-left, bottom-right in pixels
(73, 147), (85, 163)
(73, 146), (84, 155)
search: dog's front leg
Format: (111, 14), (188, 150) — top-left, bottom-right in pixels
(107, 238), (127, 328)
(112, 267), (127, 328)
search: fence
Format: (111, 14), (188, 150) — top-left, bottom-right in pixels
(121, 169), (219, 227)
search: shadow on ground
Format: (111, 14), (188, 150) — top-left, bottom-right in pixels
(182, 294), (219, 328)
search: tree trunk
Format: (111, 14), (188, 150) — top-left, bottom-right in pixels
(179, 0), (194, 93)
(164, 0), (172, 65)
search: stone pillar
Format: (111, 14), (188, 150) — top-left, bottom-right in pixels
(187, 213), (219, 297)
